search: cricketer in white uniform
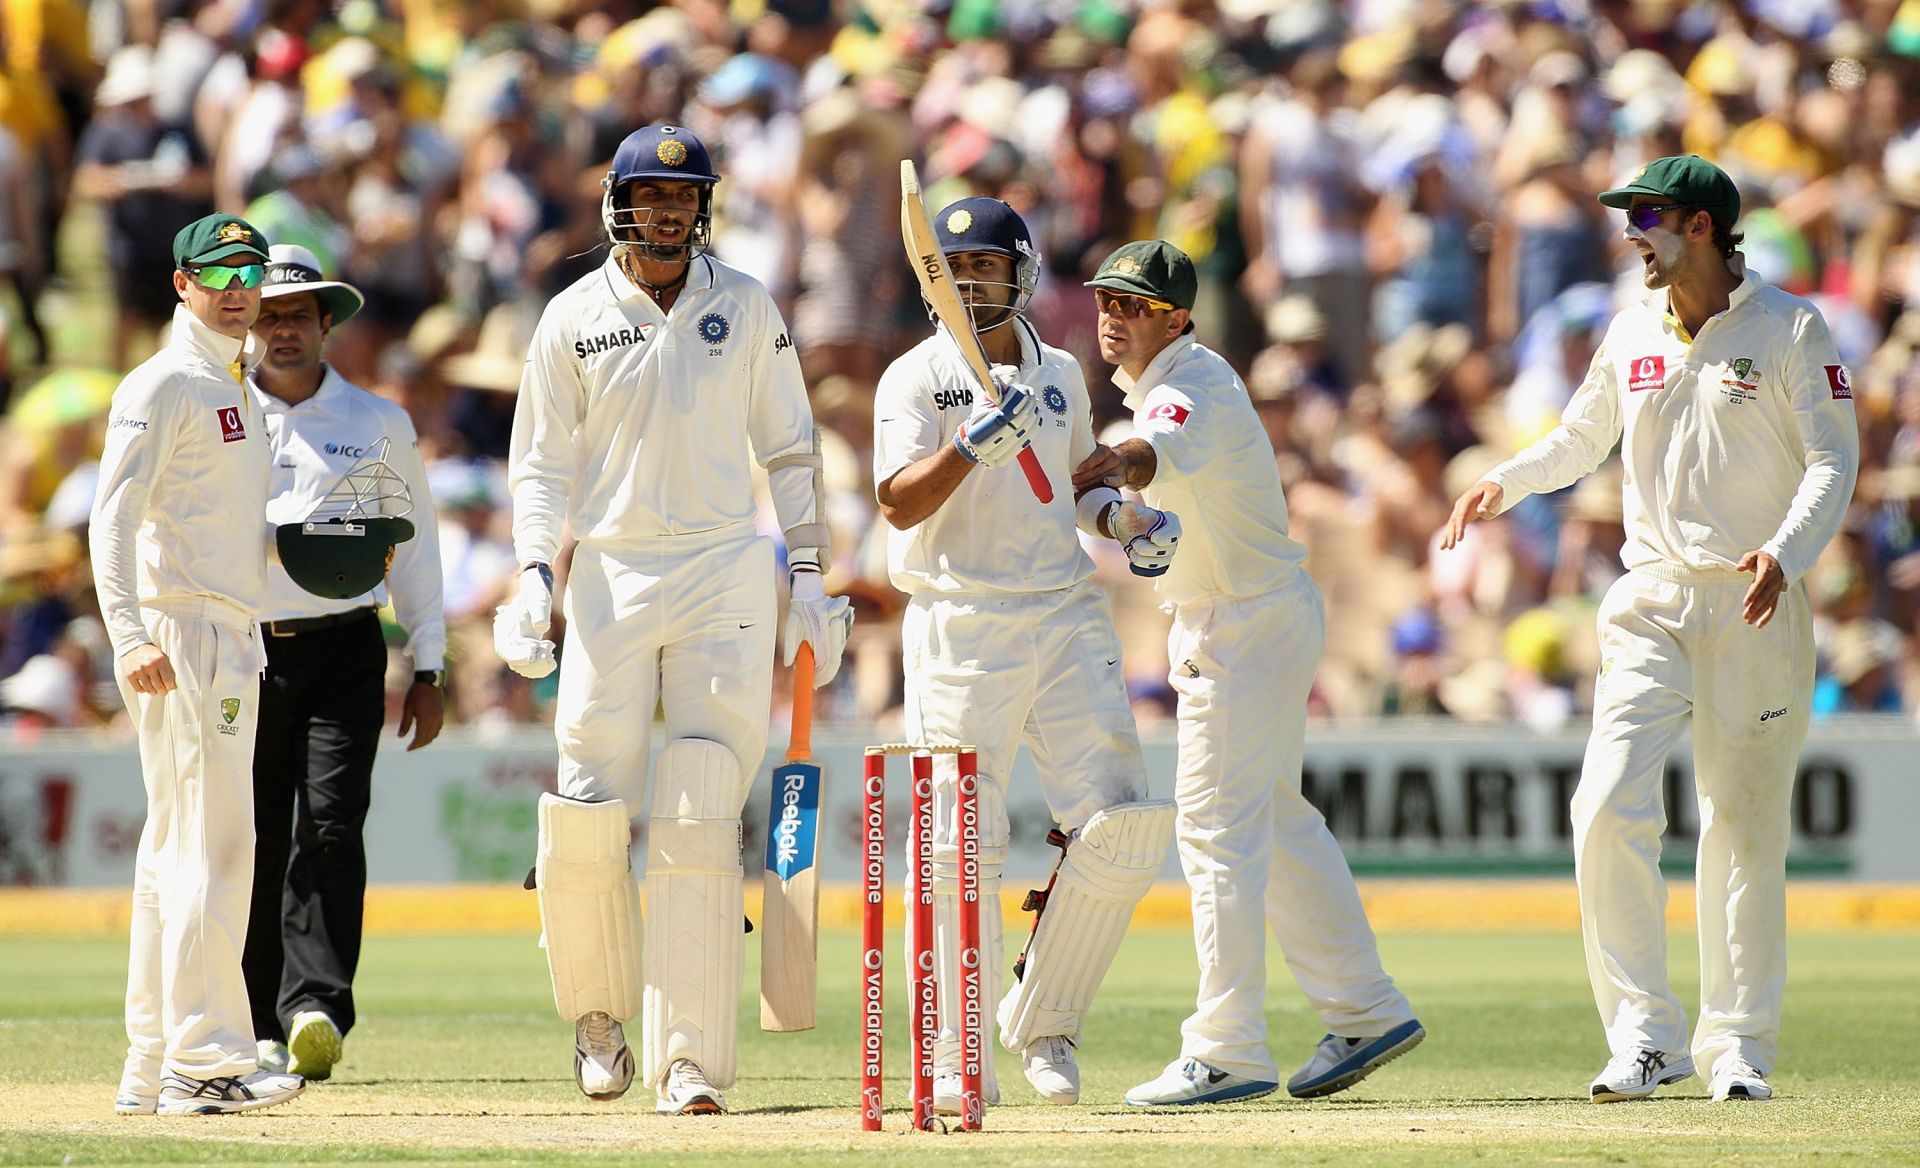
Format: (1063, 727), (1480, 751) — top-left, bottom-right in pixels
(91, 213), (305, 1116)
(1069, 241), (1424, 1108)
(495, 124), (850, 1115)
(874, 198), (1177, 1112)
(1443, 156), (1859, 1104)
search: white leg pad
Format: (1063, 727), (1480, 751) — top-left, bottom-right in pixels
(643, 739), (747, 1090)
(997, 799), (1176, 1050)
(536, 793), (643, 1022)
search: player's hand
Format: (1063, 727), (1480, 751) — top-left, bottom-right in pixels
(953, 382), (1039, 469)
(1073, 444), (1127, 492)
(493, 564), (557, 678)
(399, 680), (445, 751)
(1440, 481), (1505, 550)
(1111, 501), (1181, 577)
(119, 644), (176, 697)
(1737, 550), (1786, 628)
(784, 569), (853, 687)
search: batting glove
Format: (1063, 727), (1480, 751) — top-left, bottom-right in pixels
(1110, 502), (1182, 577)
(493, 563), (557, 679)
(783, 570), (854, 687)
(953, 382), (1039, 469)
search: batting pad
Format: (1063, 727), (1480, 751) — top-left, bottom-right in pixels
(644, 738), (747, 1089)
(997, 799), (1176, 1050)
(536, 793), (644, 1022)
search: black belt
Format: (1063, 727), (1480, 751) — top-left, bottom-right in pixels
(263, 607), (377, 638)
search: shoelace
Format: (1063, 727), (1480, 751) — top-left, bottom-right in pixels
(1608, 1050), (1665, 1080)
(580, 1012), (620, 1052)
(672, 1059), (713, 1089)
(1721, 1058), (1760, 1081)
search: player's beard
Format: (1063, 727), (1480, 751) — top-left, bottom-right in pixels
(963, 286), (1021, 333)
(1638, 229), (1685, 289)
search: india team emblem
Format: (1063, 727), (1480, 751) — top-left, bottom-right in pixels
(698, 313), (730, 345)
(1042, 385), (1068, 415)
(656, 139), (688, 167)
(946, 208), (973, 234)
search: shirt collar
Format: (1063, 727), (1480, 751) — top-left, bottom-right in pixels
(1113, 337), (1194, 411)
(170, 304), (260, 381)
(250, 364), (347, 412)
(601, 251), (716, 305)
(1647, 253), (1761, 335)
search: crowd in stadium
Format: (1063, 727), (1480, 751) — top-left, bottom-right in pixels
(0, 0), (1916, 734)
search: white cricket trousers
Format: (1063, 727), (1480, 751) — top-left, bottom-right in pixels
(1168, 572), (1413, 1081)
(1572, 568), (1813, 1079)
(119, 600), (263, 1087)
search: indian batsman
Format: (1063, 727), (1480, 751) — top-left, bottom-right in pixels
(497, 124), (851, 1115)
(1071, 241), (1424, 1107)
(873, 197), (1177, 1112)
(92, 213), (306, 1115)
(1442, 155), (1859, 1103)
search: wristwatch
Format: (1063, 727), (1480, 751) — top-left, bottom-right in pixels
(414, 669), (447, 688)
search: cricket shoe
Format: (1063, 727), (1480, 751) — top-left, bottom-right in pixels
(115, 1058), (161, 1115)
(1125, 1057), (1279, 1107)
(656, 1058), (726, 1115)
(932, 1068), (1001, 1116)
(573, 1011), (634, 1101)
(257, 1039), (290, 1074)
(113, 1088), (157, 1116)
(1590, 1048), (1695, 1102)
(1288, 1019), (1427, 1099)
(287, 1011), (341, 1081)
(1020, 1034), (1081, 1104)
(156, 1070), (305, 1116)
(1710, 1057), (1772, 1102)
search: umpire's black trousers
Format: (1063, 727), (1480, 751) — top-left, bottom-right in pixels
(242, 607), (386, 1042)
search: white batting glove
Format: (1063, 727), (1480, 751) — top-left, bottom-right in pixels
(953, 374), (1040, 469)
(493, 564), (557, 679)
(783, 570), (853, 687)
(1111, 502), (1182, 577)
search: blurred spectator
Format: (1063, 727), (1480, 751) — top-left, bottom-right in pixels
(1379, 606), (1451, 717)
(1814, 620), (1904, 716)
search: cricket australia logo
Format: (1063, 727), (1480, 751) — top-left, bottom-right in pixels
(217, 697), (241, 736)
(1042, 385), (1068, 415)
(1732, 357), (1754, 380)
(698, 313), (731, 345)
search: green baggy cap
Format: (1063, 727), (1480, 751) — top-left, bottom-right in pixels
(1599, 154), (1740, 224)
(1085, 239), (1198, 310)
(173, 213), (270, 268)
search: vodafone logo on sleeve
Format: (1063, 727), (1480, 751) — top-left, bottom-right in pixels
(1147, 401), (1191, 427)
(1627, 355), (1667, 393)
(1824, 364), (1853, 400)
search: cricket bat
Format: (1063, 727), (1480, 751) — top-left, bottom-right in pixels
(760, 642), (821, 1031)
(899, 159), (1054, 503)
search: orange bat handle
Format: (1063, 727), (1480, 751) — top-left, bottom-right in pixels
(1015, 446), (1053, 502)
(788, 641), (814, 761)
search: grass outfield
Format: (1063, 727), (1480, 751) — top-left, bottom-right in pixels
(3, 927), (1918, 1167)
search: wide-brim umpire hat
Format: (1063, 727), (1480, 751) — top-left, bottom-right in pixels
(260, 244), (365, 326)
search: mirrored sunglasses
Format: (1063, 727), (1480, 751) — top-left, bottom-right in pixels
(1094, 290), (1175, 318)
(1625, 203), (1689, 231)
(187, 263), (266, 290)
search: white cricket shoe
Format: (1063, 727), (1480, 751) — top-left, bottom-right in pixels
(573, 1011), (634, 1101)
(1288, 1019), (1426, 1098)
(656, 1058), (726, 1115)
(1125, 1057), (1280, 1107)
(1020, 1034), (1080, 1104)
(1710, 1057), (1772, 1102)
(156, 1070), (305, 1116)
(113, 1088), (157, 1116)
(116, 1061), (160, 1115)
(287, 1011), (341, 1081)
(932, 1068), (1001, 1115)
(1590, 1047), (1695, 1102)
(257, 1039), (290, 1074)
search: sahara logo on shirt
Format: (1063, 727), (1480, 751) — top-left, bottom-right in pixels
(217, 406), (246, 443)
(574, 324), (655, 359)
(1825, 364), (1853, 401)
(1627, 355), (1666, 393)
(1147, 401), (1191, 427)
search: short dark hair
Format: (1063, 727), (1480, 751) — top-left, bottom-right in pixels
(1702, 208), (1743, 257)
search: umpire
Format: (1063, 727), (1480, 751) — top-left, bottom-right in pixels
(243, 245), (447, 1081)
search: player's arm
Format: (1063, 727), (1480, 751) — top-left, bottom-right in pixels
(89, 371), (183, 691)
(497, 312), (584, 679)
(381, 408), (447, 747)
(873, 358), (972, 529)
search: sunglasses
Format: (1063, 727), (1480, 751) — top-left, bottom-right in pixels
(1095, 290), (1176, 318)
(185, 263), (266, 290)
(1625, 203), (1692, 231)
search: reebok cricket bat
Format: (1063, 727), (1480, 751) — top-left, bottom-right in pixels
(760, 642), (821, 1031)
(899, 160), (1055, 503)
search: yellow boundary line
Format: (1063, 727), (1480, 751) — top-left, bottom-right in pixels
(4, 881), (1920, 936)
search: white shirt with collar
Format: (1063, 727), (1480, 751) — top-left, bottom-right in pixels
(874, 317), (1096, 595)
(252, 365), (446, 671)
(1485, 259), (1859, 584)
(508, 252), (822, 567)
(1115, 336), (1308, 607)
(90, 305), (270, 656)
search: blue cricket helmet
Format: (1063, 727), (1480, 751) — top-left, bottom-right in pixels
(932, 196), (1041, 308)
(602, 124), (720, 256)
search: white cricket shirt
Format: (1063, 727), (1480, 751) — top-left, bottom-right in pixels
(509, 253), (822, 566)
(1485, 263), (1858, 584)
(251, 367), (446, 669)
(91, 306), (270, 655)
(874, 318), (1096, 595)
(1117, 337), (1309, 606)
